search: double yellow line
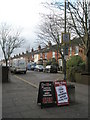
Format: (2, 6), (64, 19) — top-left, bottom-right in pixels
(14, 75), (38, 89)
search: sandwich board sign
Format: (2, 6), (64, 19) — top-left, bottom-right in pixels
(54, 80), (69, 106)
(37, 81), (56, 108)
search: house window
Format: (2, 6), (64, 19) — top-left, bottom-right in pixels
(81, 50), (82, 53)
(52, 52), (55, 58)
(59, 59), (62, 67)
(40, 53), (42, 58)
(45, 53), (47, 59)
(32, 55), (34, 58)
(65, 47), (68, 55)
(75, 46), (79, 55)
(34, 54), (38, 62)
(61, 49), (64, 54)
(70, 47), (72, 56)
(58, 59), (63, 71)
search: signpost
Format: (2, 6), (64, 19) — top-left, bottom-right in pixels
(54, 80), (69, 106)
(37, 81), (56, 108)
(61, 32), (70, 80)
(62, 32), (70, 44)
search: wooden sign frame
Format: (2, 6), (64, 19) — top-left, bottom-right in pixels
(37, 81), (56, 108)
(54, 80), (69, 106)
(61, 32), (70, 44)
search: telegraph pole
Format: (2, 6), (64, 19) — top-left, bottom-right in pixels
(63, 0), (67, 80)
(65, 0), (66, 33)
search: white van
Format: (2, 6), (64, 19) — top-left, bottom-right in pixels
(10, 58), (27, 74)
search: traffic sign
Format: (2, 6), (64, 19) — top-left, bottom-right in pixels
(62, 33), (70, 43)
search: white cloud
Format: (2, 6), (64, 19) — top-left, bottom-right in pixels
(0, 0), (76, 60)
(0, 0), (47, 59)
(0, 0), (43, 27)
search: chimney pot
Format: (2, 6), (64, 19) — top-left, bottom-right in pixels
(38, 45), (41, 50)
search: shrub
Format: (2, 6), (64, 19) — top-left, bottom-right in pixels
(79, 62), (85, 72)
(51, 62), (58, 66)
(52, 58), (56, 63)
(67, 67), (76, 82)
(66, 55), (85, 82)
(46, 59), (52, 65)
(46, 58), (58, 67)
(67, 55), (83, 69)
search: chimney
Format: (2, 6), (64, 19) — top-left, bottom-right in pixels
(31, 48), (34, 52)
(48, 41), (52, 46)
(22, 52), (24, 55)
(38, 45), (41, 50)
(26, 50), (28, 54)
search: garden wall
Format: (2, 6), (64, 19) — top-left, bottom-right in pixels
(74, 73), (89, 85)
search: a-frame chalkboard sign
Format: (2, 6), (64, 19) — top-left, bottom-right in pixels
(37, 81), (56, 108)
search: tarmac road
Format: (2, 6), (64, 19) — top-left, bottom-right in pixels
(2, 71), (89, 118)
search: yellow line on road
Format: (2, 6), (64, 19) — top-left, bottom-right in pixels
(14, 75), (38, 89)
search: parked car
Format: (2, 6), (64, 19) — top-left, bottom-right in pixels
(45, 65), (57, 73)
(34, 65), (43, 72)
(10, 58), (27, 74)
(31, 62), (36, 70)
(27, 62), (31, 70)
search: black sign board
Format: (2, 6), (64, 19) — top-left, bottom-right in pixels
(37, 81), (56, 108)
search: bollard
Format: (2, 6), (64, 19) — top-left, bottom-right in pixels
(2, 66), (9, 83)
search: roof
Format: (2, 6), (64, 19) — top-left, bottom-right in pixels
(70, 37), (82, 46)
(11, 37), (83, 59)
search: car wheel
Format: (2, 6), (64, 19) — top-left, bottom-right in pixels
(49, 69), (51, 73)
(14, 70), (16, 74)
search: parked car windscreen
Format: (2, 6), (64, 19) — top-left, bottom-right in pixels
(35, 65), (43, 68)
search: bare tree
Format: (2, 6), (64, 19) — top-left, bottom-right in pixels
(67, 0), (89, 72)
(37, 0), (89, 74)
(0, 23), (24, 66)
(36, 12), (68, 79)
(36, 1), (77, 80)
(54, 0), (89, 72)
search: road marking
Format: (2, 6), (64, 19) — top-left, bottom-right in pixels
(14, 75), (38, 89)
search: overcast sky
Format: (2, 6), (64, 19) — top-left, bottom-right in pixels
(0, 0), (51, 59)
(0, 0), (76, 60)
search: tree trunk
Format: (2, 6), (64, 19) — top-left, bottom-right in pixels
(5, 59), (8, 67)
(85, 28), (90, 74)
(86, 50), (90, 74)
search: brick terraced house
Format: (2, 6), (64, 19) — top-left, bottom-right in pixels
(5, 38), (86, 70)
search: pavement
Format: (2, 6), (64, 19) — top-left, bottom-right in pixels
(2, 73), (89, 119)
